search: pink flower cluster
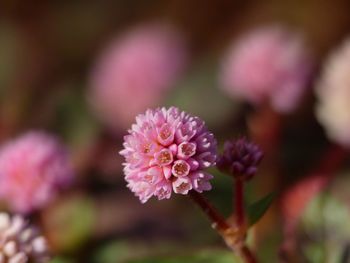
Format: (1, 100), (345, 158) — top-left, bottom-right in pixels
(220, 26), (312, 113)
(120, 107), (217, 203)
(0, 131), (74, 213)
(0, 213), (49, 262)
(89, 24), (187, 131)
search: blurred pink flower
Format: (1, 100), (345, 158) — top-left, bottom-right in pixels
(89, 24), (187, 131)
(120, 107), (217, 203)
(0, 131), (74, 213)
(0, 212), (49, 262)
(220, 26), (312, 113)
(315, 39), (350, 147)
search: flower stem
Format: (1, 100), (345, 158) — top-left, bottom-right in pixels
(239, 245), (258, 263)
(189, 191), (259, 263)
(235, 179), (245, 228)
(189, 191), (230, 233)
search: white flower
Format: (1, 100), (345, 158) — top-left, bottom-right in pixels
(315, 38), (350, 147)
(0, 213), (49, 263)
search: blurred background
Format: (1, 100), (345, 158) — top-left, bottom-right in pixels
(1, 0), (350, 262)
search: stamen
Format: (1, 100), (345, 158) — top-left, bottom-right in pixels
(155, 149), (173, 166)
(143, 144), (151, 154)
(157, 124), (174, 146)
(172, 160), (190, 177)
(160, 127), (171, 140)
(178, 142), (196, 159)
(176, 182), (189, 192)
(172, 177), (192, 194)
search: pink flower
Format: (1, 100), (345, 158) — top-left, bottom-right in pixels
(89, 24), (187, 131)
(0, 131), (74, 213)
(220, 26), (312, 113)
(119, 107), (217, 203)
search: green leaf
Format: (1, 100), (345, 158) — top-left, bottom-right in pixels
(247, 193), (275, 226)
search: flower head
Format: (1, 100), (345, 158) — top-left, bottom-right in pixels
(0, 212), (49, 262)
(89, 24), (187, 130)
(220, 26), (312, 113)
(120, 107), (217, 203)
(217, 137), (263, 181)
(0, 131), (74, 213)
(315, 38), (350, 147)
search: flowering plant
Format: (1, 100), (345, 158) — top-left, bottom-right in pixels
(120, 107), (270, 263)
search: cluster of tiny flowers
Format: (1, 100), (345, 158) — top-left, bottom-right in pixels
(315, 38), (350, 147)
(0, 131), (74, 213)
(120, 107), (217, 203)
(220, 26), (312, 113)
(0, 213), (49, 263)
(89, 24), (187, 130)
(217, 137), (263, 181)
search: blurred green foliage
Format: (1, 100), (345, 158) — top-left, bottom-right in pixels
(165, 59), (240, 129)
(44, 195), (96, 253)
(93, 241), (239, 263)
(300, 191), (350, 263)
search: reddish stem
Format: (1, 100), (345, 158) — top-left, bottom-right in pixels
(240, 245), (258, 263)
(189, 191), (260, 263)
(189, 191), (230, 233)
(235, 179), (245, 228)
